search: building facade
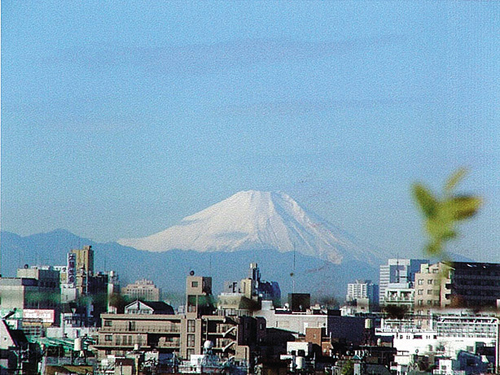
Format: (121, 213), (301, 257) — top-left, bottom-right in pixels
(122, 279), (161, 302)
(95, 274), (264, 367)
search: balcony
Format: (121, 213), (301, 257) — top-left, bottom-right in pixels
(158, 338), (181, 348)
(100, 325), (181, 333)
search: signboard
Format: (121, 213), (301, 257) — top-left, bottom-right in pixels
(67, 252), (76, 286)
(23, 309), (55, 323)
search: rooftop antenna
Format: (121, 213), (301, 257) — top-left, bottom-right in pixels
(396, 255), (400, 283)
(291, 247), (296, 293)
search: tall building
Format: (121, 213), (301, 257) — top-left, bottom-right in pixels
(379, 258), (429, 306)
(122, 279), (161, 301)
(71, 245), (94, 275)
(346, 280), (378, 313)
(414, 262), (448, 324)
(185, 275), (215, 318)
(346, 280), (378, 303)
(219, 263), (281, 313)
(71, 245), (94, 296)
(54, 252), (78, 303)
(445, 262), (500, 308)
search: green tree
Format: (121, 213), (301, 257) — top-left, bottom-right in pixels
(341, 360), (354, 375)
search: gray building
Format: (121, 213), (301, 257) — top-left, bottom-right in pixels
(0, 266), (60, 311)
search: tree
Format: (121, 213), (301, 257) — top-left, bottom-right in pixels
(341, 360), (354, 375)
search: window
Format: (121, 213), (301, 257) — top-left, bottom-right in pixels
(191, 281), (199, 288)
(187, 334), (195, 347)
(105, 335), (112, 341)
(418, 289), (423, 295)
(418, 279), (423, 285)
(104, 320), (112, 327)
(427, 290), (433, 295)
(427, 279), (433, 284)
(187, 320), (196, 333)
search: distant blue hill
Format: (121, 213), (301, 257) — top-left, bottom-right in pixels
(0, 229), (384, 304)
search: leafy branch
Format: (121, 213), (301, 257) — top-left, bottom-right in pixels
(412, 168), (482, 258)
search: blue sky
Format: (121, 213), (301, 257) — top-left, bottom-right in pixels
(2, 1), (499, 262)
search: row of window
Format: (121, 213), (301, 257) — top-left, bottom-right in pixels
(417, 279), (435, 285)
(416, 300), (440, 306)
(417, 289), (439, 295)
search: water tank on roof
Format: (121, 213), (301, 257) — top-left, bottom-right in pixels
(295, 356), (305, 370)
(204, 340), (213, 350)
(74, 338), (82, 351)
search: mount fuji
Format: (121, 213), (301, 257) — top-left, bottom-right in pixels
(118, 190), (385, 266)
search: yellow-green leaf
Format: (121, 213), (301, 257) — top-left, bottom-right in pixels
(444, 167), (467, 193)
(413, 183), (438, 218)
(449, 195), (482, 221)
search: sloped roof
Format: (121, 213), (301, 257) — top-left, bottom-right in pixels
(125, 300), (174, 314)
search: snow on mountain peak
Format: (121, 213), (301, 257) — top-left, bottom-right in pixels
(118, 190), (383, 265)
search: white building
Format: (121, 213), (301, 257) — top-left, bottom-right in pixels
(377, 310), (500, 373)
(379, 259), (429, 306)
(347, 280), (377, 303)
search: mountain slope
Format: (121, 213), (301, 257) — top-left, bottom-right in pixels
(0, 230), (379, 301)
(119, 190), (385, 265)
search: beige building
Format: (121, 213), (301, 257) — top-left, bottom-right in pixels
(414, 263), (451, 317)
(122, 279), (161, 301)
(71, 245), (94, 276)
(71, 245), (94, 296)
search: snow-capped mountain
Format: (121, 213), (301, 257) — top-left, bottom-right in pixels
(118, 190), (385, 265)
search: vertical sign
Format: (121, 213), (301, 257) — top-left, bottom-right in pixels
(67, 253), (76, 287)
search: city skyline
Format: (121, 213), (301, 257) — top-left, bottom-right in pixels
(2, 2), (499, 263)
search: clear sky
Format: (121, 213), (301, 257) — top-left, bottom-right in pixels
(2, 1), (499, 262)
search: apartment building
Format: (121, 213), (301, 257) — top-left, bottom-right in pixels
(346, 279), (379, 312)
(95, 274), (265, 366)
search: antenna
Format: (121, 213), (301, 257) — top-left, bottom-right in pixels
(396, 256), (400, 283)
(291, 248), (296, 293)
